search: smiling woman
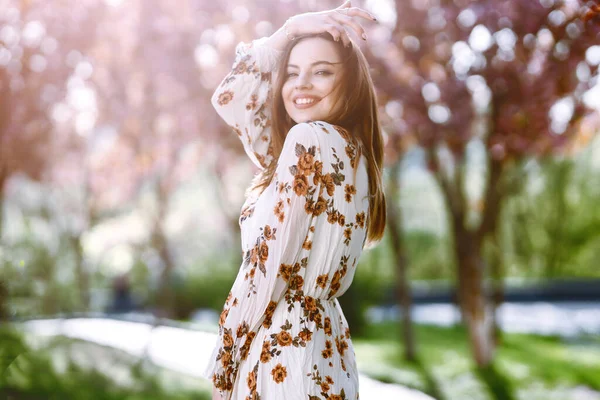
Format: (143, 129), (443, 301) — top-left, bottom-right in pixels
(203, 2), (386, 400)
(281, 40), (344, 123)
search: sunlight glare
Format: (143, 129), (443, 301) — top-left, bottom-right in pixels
(365, 0), (396, 28)
(468, 25), (493, 52)
(194, 44), (218, 68)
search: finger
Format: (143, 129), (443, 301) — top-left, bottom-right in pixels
(344, 6), (377, 22)
(325, 24), (351, 47)
(324, 24), (344, 43)
(330, 12), (367, 40)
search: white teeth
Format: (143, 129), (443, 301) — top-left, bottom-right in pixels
(295, 98), (316, 105)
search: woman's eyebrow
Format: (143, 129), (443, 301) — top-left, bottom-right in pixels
(287, 61), (341, 69)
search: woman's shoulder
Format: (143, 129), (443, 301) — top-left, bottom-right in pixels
(299, 120), (354, 143)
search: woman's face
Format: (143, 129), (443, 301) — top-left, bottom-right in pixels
(282, 37), (343, 124)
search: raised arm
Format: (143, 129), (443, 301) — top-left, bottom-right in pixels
(211, 36), (284, 170)
(211, 0), (375, 170)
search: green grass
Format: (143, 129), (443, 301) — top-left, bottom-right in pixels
(353, 322), (600, 400)
(1, 327), (212, 400)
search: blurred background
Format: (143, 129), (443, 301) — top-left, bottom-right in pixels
(1, 0), (600, 399)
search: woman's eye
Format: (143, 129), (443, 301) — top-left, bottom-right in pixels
(286, 72), (298, 78)
(316, 70), (332, 76)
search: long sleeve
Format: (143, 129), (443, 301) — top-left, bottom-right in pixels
(203, 123), (324, 399)
(211, 37), (284, 170)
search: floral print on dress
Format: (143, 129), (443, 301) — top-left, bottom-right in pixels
(203, 38), (369, 400)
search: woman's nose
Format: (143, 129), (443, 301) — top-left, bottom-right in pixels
(295, 73), (312, 89)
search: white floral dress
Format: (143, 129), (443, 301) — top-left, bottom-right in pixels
(202, 37), (370, 400)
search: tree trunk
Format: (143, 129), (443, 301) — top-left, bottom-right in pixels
(151, 200), (176, 318)
(0, 178), (7, 320)
(387, 162), (416, 361)
(454, 227), (494, 367)
(152, 180), (176, 318)
(0, 279), (8, 321)
(0, 172), (5, 239)
(71, 234), (90, 311)
(488, 232), (504, 348)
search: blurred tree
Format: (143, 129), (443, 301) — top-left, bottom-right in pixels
(503, 137), (600, 279)
(0, 0), (105, 312)
(367, 0), (600, 367)
(386, 161), (416, 361)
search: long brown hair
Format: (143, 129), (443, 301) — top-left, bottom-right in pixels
(248, 33), (386, 247)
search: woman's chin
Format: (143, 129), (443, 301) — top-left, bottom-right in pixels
(289, 113), (322, 124)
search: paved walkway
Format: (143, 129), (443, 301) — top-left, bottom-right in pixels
(20, 317), (433, 400)
(367, 301), (600, 337)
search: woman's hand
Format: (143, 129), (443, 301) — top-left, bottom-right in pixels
(285, 1), (376, 47)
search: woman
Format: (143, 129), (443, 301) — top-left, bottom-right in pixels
(203, 2), (386, 399)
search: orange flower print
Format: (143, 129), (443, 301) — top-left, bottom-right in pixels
(316, 274), (329, 289)
(333, 125), (351, 141)
(276, 330), (293, 346)
(299, 327), (313, 342)
(327, 209), (339, 224)
(293, 174), (309, 196)
(338, 214), (346, 227)
(219, 308), (229, 326)
(304, 296), (317, 312)
(237, 321), (249, 338)
(263, 224), (273, 240)
(261, 71), (272, 82)
(356, 211), (366, 228)
(263, 301), (277, 327)
(324, 317), (332, 336)
(345, 144), (356, 165)
(233, 59), (248, 74)
(305, 198), (314, 214)
(313, 160), (323, 185)
(336, 336), (349, 356)
(273, 200), (285, 222)
(217, 90), (234, 106)
(249, 247), (258, 265)
(240, 333), (254, 360)
(344, 227), (352, 241)
(323, 173), (336, 196)
(297, 152), (316, 175)
(223, 331), (234, 348)
(271, 363), (287, 383)
(260, 340), (272, 363)
(330, 394), (343, 400)
(246, 94), (258, 111)
(322, 340), (333, 359)
(278, 263), (292, 282)
(313, 196), (327, 216)
(302, 236), (312, 250)
(258, 241), (269, 264)
(247, 370), (257, 391)
(312, 311), (322, 326)
(290, 275), (304, 291)
(344, 184), (356, 202)
(219, 349), (231, 368)
(330, 271), (342, 295)
(320, 381), (331, 392)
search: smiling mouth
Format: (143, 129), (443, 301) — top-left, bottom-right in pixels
(293, 97), (320, 109)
